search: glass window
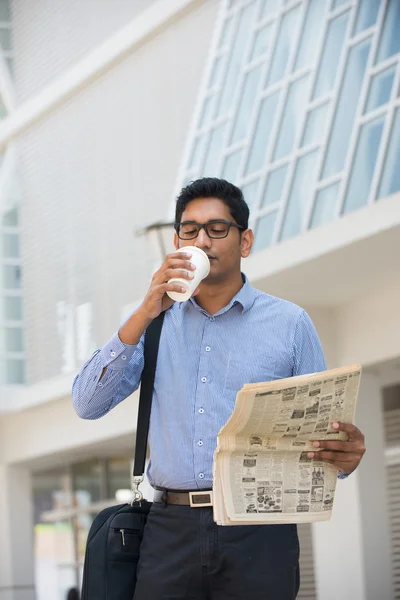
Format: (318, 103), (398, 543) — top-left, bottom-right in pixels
(260, 0), (279, 19)
(218, 16), (234, 49)
(332, 0), (349, 7)
(280, 150), (319, 241)
(3, 233), (20, 258)
(245, 91), (280, 174)
(323, 38), (371, 178)
(72, 460), (102, 505)
(222, 149), (243, 183)
(242, 179), (260, 212)
(6, 326), (23, 352)
(3, 265), (22, 289)
(250, 23), (272, 61)
(2, 206), (18, 227)
(294, 0), (327, 71)
(310, 182), (340, 229)
(209, 55), (224, 88)
(187, 135), (206, 170)
(6, 358), (25, 384)
(262, 165), (288, 207)
(216, 3), (257, 117)
(0, 1), (11, 22)
(312, 11), (350, 99)
(107, 457), (131, 500)
(301, 102), (330, 147)
(378, 107), (400, 199)
(4, 296), (23, 321)
(0, 27), (11, 51)
(253, 211), (278, 252)
(231, 65), (263, 143)
(376, 0), (400, 63)
(354, 0), (381, 33)
(343, 116), (384, 213)
(273, 75), (310, 160)
(198, 95), (215, 128)
(0, 95), (6, 119)
(202, 123), (226, 176)
(365, 66), (396, 113)
(266, 5), (301, 86)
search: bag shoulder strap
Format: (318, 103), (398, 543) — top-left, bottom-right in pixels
(133, 311), (165, 477)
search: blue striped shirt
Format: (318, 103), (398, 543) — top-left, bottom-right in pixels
(72, 276), (326, 490)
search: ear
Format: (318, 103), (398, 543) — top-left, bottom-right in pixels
(174, 231), (179, 250)
(240, 229), (254, 258)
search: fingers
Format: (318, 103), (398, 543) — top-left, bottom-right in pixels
(307, 451), (361, 463)
(331, 421), (364, 441)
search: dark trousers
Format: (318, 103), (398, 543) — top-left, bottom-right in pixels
(133, 503), (300, 600)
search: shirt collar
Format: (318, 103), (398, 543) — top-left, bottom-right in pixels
(187, 273), (256, 314)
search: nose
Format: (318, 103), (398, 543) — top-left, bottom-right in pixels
(195, 226), (211, 249)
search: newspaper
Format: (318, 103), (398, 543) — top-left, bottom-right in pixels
(213, 365), (362, 525)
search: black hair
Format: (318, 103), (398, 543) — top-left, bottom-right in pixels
(175, 177), (249, 230)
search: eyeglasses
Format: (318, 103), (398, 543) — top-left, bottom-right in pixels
(174, 219), (245, 240)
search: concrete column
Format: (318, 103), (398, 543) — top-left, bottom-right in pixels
(312, 371), (393, 600)
(0, 465), (35, 600)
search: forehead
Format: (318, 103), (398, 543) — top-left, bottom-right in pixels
(181, 197), (231, 221)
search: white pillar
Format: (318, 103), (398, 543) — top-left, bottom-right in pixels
(0, 465), (35, 600)
(312, 371), (393, 600)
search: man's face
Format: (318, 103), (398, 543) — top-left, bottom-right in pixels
(174, 197), (253, 283)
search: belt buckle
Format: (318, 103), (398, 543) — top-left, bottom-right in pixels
(189, 491), (213, 508)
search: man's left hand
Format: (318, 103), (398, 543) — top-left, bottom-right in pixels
(307, 422), (366, 475)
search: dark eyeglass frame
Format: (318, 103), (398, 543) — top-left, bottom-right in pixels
(174, 219), (245, 240)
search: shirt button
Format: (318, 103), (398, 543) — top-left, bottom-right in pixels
(201, 377), (207, 383)
(98, 382), (103, 387)
(110, 351), (116, 357)
(209, 317), (215, 322)
(199, 473), (205, 479)
(198, 408), (204, 414)
(205, 346), (211, 352)
(121, 355), (127, 360)
(198, 440), (203, 447)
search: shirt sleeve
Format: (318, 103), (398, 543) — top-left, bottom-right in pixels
(72, 330), (145, 420)
(292, 309), (327, 376)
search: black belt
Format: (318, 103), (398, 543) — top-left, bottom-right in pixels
(154, 489), (213, 507)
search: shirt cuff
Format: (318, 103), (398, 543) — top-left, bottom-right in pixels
(337, 472), (350, 480)
(100, 332), (138, 369)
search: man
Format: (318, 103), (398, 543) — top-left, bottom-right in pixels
(73, 178), (366, 600)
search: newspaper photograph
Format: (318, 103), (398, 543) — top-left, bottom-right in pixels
(213, 364), (362, 525)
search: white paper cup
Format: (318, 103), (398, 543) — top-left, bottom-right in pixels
(167, 246), (210, 302)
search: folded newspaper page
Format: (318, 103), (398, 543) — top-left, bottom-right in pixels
(213, 365), (362, 525)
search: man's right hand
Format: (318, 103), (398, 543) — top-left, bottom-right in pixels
(140, 251), (197, 320)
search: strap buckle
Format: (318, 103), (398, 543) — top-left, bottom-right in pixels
(131, 476), (144, 505)
(189, 491), (213, 507)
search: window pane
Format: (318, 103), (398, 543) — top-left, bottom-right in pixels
(4, 296), (23, 320)
(0, 1), (11, 21)
(218, 16), (234, 49)
(2, 207), (18, 226)
(242, 179), (260, 212)
(262, 165), (288, 207)
(73, 460), (102, 504)
(266, 5), (301, 86)
(198, 95), (215, 128)
(365, 66), (396, 113)
(209, 55), (224, 88)
(188, 135), (206, 170)
(222, 149), (243, 183)
(231, 65), (262, 143)
(310, 183), (340, 229)
(294, 0), (327, 71)
(253, 211), (278, 252)
(301, 102), (330, 147)
(343, 116), (384, 213)
(6, 359), (24, 384)
(6, 327), (23, 352)
(354, 0), (381, 33)
(260, 0), (279, 19)
(332, 0), (348, 7)
(378, 107), (400, 199)
(323, 38), (371, 178)
(250, 24), (272, 61)
(312, 11), (350, 99)
(0, 27), (11, 51)
(3, 233), (20, 258)
(4, 265), (22, 289)
(245, 91), (280, 174)
(216, 3), (257, 117)
(376, 0), (400, 63)
(202, 124), (226, 176)
(280, 150), (319, 241)
(274, 75), (310, 160)
(107, 457), (131, 500)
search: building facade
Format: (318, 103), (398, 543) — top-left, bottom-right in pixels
(0, 0), (399, 599)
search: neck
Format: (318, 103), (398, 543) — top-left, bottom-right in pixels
(194, 272), (244, 315)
